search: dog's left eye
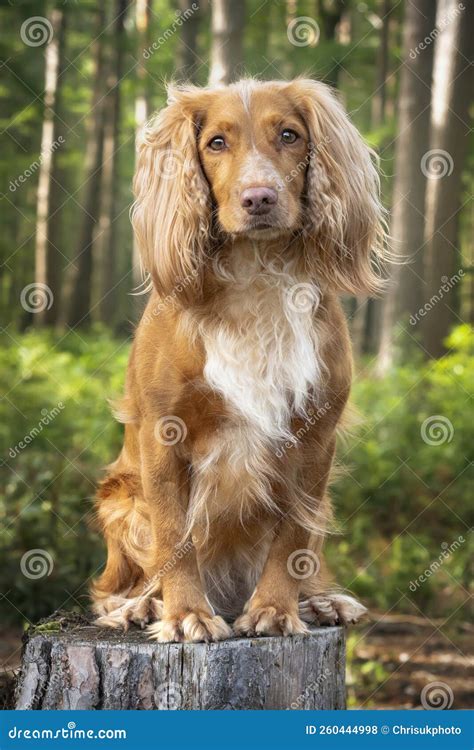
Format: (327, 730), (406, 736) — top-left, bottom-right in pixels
(208, 135), (226, 151)
(281, 129), (299, 144)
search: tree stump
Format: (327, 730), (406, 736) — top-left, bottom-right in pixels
(15, 613), (346, 710)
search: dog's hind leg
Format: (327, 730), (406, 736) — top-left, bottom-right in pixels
(91, 471), (163, 630)
(298, 548), (367, 626)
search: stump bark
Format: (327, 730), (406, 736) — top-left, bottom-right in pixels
(15, 613), (346, 710)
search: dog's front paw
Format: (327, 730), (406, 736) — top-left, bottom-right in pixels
(146, 610), (232, 643)
(234, 605), (308, 637)
(299, 593), (367, 626)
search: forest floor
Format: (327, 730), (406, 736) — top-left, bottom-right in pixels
(1, 613), (472, 710)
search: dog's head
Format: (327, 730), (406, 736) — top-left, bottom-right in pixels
(132, 79), (385, 301)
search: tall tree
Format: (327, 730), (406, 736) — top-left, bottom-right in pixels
(422, 0), (473, 357)
(377, 0), (437, 374)
(66, 4), (106, 328)
(209, 0), (245, 86)
(371, 0), (392, 128)
(34, 6), (66, 326)
(97, 0), (128, 325)
(132, 0), (152, 289)
(176, 0), (202, 82)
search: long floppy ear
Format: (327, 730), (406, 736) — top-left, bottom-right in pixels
(288, 79), (386, 295)
(131, 86), (211, 303)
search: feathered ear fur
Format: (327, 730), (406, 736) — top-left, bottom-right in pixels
(131, 85), (211, 303)
(287, 79), (386, 295)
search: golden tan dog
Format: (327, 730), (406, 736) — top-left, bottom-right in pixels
(91, 79), (385, 642)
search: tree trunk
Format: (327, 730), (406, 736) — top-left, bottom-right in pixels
(132, 0), (152, 290)
(96, 0), (128, 325)
(176, 0), (202, 82)
(376, 0), (437, 374)
(15, 614), (346, 710)
(34, 6), (66, 327)
(421, 0), (473, 358)
(371, 0), (392, 128)
(209, 0), (245, 86)
(66, 3), (106, 329)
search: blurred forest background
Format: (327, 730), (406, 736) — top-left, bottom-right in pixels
(1, 0), (473, 708)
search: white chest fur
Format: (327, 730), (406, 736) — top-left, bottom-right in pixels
(201, 249), (324, 441)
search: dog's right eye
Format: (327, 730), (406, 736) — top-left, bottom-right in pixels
(208, 136), (226, 151)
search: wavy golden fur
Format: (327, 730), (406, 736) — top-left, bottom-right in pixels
(91, 79), (385, 642)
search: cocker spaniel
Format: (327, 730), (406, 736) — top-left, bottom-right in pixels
(91, 79), (385, 642)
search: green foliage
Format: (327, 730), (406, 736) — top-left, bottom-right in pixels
(329, 325), (474, 617)
(0, 328), (129, 625)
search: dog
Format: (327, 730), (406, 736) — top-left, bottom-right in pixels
(91, 78), (385, 642)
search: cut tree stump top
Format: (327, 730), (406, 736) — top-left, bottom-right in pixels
(15, 613), (346, 710)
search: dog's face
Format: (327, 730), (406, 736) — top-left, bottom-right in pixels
(197, 85), (309, 240)
(132, 79), (385, 301)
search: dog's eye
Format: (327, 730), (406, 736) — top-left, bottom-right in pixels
(208, 136), (226, 151)
(281, 129), (299, 144)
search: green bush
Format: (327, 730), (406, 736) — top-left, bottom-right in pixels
(329, 324), (473, 617)
(0, 327), (129, 625)
(1, 325), (472, 626)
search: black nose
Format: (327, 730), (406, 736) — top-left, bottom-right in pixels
(240, 186), (278, 215)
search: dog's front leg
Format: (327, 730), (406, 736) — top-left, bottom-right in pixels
(140, 422), (232, 643)
(234, 518), (310, 637)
